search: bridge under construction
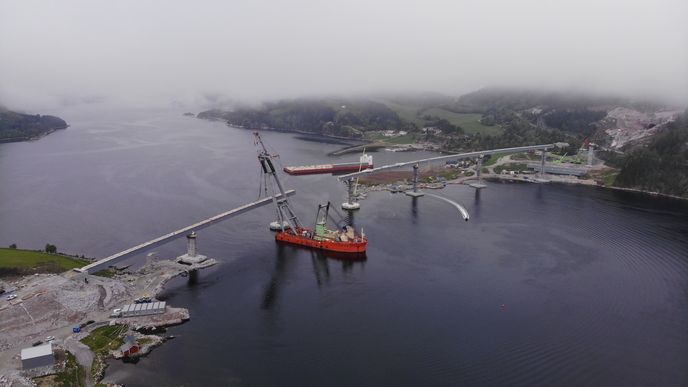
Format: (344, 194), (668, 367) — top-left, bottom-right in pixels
(78, 142), (568, 273)
(338, 142), (568, 207)
(77, 191), (295, 274)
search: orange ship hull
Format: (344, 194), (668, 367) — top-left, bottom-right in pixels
(275, 229), (367, 253)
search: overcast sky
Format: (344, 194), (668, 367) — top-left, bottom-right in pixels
(1, 0), (686, 110)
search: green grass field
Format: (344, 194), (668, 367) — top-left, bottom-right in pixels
(81, 325), (127, 354)
(81, 325), (128, 381)
(383, 133), (416, 144)
(0, 248), (87, 270)
(376, 100), (427, 127)
(364, 132), (416, 144)
(377, 100), (503, 136)
(420, 108), (503, 135)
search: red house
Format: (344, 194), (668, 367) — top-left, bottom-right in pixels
(119, 335), (140, 357)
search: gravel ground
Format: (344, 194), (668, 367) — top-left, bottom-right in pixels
(0, 257), (216, 386)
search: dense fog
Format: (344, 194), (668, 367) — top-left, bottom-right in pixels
(1, 0), (686, 110)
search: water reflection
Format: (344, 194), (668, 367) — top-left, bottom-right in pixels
(187, 270), (199, 285)
(261, 245), (289, 309)
(473, 189), (481, 218)
(261, 244), (366, 310)
(310, 250), (330, 287)
(536, 184), (544, 200)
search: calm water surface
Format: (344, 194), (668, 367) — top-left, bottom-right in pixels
(1, 108), (686, 386)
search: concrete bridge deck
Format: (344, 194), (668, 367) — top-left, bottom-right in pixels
(77, 191), (295, 274)
(338, 143), (567, 180)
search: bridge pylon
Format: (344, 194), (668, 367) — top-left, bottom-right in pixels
(342, 178), (361, 210)
(405, 163), (424, 197)
(534, 150), (550, 183)
(469, 155), (487, 189)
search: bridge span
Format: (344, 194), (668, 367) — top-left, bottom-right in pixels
(337, 143), (568, 180)
(77, 191), (295, 274)
(336, 142), (567, 207)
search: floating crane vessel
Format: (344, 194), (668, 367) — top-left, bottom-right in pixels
(255, 133), (367, 254)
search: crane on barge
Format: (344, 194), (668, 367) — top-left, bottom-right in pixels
(254, 133), (368, 254)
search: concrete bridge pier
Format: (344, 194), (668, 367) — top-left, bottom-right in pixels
(534, 150), (549, 183)
(177, 231), (208, 264)
(469, 155), (487, 189)
(405, 163), (424, 197)
(342, 178), (361, 210)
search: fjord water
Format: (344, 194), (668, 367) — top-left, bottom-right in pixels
(1, 108), (686, 386)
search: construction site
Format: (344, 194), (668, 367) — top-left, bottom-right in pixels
(0, 140), (606, 386)
(0, 183), (298, 386)
(0, 251), (216, 386)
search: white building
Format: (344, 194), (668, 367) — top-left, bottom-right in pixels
(382, 130), (408, 137)
(119, 301), (166, 317)
(21, 343), (54, 369)
(421, 127), (442, 135)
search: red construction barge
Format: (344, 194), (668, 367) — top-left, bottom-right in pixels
(276, 225), (367, 253)
(284, 154), (373, 175)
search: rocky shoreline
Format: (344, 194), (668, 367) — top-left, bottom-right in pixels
(354, 173), (687, 202)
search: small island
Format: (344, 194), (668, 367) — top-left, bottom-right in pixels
(0, 107), (68, 143)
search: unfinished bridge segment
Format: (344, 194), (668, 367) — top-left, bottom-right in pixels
(76, 191), (295, 274)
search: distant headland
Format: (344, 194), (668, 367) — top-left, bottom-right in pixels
(0, 107), (68, 143)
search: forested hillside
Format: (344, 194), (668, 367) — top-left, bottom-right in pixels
(615, 110), (688, 197)
(198, 89), (686, 197)
(198, 99), (411, 138)
(198, 89), (668, 151)
(0, 107), (68, 142)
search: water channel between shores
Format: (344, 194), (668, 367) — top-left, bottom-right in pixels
(1, 108), (686, 386)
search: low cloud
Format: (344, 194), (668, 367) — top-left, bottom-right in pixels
(1, 0), (686, 110)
